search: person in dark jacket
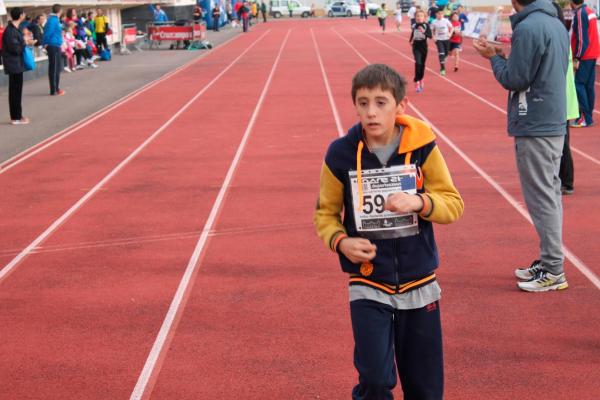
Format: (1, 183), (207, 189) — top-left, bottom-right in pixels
(42, 3), (65, 96)
(552, 2), (577, 195)
(570, 0), (599, 127)
(240, 2), (250, 33)
(193, 5), (204, 23)
(29, 15), (45, 48)
(260, 1), (267, 22)
(212, 4), (221, 31)
(474, 0), (570, 292)
(2, 7), (32, 124)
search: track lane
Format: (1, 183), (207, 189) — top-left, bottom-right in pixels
(0, 27), (287, 399)
(0, 30), (267, 274)
(148, 24), (358, 399)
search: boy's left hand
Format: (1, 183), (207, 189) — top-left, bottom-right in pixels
(385, 192), (423, 214)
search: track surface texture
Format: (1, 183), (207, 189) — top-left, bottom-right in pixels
(1, 18), (599, 400)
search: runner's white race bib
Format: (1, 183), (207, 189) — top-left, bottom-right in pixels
(349, 165), (419, 239)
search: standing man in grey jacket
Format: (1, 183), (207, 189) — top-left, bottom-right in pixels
(473, 0), (570, 292)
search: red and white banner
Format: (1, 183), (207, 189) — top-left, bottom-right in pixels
(148, 24), (206, 41)
(123, 27), (137, 44)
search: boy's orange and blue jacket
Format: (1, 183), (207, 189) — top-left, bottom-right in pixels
(314, 115), (464, 294)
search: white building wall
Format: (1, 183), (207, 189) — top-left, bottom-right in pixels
(308, 0), (510, 10)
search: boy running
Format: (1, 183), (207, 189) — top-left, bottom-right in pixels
(410, 10), (432, 92)
(377, 4), (388, 33)
(394, 3), (403, 32)
(458, 5), (469, 31)
(431, 9), (453, 75)
(449, 12), (462, 72)
(314, 64), (464, 400)
(407, 1), (417, 25)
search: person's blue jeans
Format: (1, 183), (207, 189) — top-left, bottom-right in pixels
(575, 59), (596, 125)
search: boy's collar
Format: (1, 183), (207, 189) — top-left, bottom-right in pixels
(349, 114), (436, 154)
(396, 114), (436, 154)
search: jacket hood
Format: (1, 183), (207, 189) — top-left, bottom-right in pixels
(346, 114), (436, 153)
(510, 0), (557, 29)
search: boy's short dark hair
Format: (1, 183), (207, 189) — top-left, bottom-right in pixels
(52, 4), (62, 14)
(351, 64), (407, 104)
(10, 7), (23, 21)
(571, 0), (584, 5)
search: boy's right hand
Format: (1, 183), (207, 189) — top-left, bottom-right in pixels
(339, 238), (377, 264)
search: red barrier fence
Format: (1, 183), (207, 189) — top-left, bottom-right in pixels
(146, 22), (206, 46)
(122, 26), (137, 45)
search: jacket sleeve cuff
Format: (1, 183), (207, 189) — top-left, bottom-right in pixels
(331, 232), (348, 253)
(418, 193), (434, 218)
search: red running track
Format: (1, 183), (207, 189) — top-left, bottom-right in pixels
(1, 19), (599, 399)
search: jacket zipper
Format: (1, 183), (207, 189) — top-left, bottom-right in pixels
(369, 146), (401, 293)
(380, 155), (402, 293)
(394, 241), (400, 294)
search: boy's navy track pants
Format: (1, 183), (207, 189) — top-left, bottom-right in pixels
(350, 299), (443, 400)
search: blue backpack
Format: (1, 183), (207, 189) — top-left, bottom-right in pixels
(99, 48), (111, 61)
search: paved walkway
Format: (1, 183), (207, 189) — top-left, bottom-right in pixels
(0, 27), (239, 163)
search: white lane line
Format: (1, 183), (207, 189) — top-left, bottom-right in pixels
(311, 28), (344, 137)
(409, 109), (600, 291)
(356, 28), (600, 163)
(0, 30), (271, 285)
(331, 27), (600, 290)
(571, 146), (600, 166)
(0, 222), (311, 257)
(129, 29), (292, 400)
(0, 32), (245, 174)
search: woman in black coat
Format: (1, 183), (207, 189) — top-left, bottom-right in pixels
(2, 7), (30, 124)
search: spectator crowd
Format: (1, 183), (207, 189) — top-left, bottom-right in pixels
(1, 3), (113, 124)
(1, 4), (111, 73)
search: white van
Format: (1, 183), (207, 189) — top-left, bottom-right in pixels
(269, 0), (312, 18)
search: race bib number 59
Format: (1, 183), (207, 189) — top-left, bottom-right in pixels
(349, 165), (419, 239)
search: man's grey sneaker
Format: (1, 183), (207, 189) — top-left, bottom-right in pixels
(517, 270), (568, 292)
(514, 260), (543, 281)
